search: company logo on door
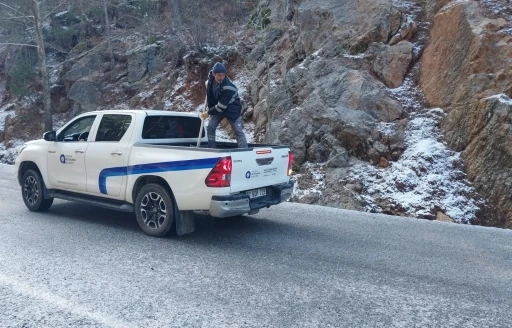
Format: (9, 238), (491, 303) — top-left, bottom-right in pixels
(60, 154), (75, 164)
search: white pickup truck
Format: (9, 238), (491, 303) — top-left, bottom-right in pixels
(14, 110), (294, 237)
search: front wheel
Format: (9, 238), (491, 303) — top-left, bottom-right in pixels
(134, 183), (175, 237)
(21, 169), (54, 211)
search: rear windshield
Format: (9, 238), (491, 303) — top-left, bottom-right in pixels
(142, 115), (204, 139)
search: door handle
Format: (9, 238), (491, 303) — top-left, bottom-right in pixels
(75, 149), (85, 154)
(111, 151), (123, 156)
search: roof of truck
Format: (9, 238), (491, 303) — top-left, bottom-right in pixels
(87, 109), (200, 117)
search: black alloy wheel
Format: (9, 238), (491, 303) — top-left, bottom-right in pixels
(21, 169), (54, 211)
(134, 183), (175, 237)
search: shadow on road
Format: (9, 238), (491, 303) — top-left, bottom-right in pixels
(37, 201), (140, 233)
(38, 201), (307, 242)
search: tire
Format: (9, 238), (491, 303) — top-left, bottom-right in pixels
(21, 169), (54, 212)
(134, 183), (175, 237)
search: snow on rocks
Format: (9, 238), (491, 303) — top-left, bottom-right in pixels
(346, 109), (483, 223)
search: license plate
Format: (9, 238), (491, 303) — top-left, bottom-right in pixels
(246, 188), (267, 199)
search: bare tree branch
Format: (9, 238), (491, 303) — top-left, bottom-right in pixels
(53, 31), (133, 69)
(0, 2), (34, 22)
(45, 41), (69, 53)
(0, 42), (38, 47)
(0, 18), (34, 28)
(0, 15), (35, 20)
(43, 0), (69, 20)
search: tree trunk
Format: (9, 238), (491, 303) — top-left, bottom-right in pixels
(103, 0), (114, 68)
(169, 0), (182, 27)
(32, 0), (52, 132)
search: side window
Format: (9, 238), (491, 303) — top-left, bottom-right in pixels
(142, 116), (204, 139)
(58, 116), (96, 142)
(95, 114), (132, 142)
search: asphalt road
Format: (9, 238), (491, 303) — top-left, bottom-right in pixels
(0, 164), (511, 328)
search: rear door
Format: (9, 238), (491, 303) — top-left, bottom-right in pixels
(85, 113), (134, 198)
(229, 146), (291, 193)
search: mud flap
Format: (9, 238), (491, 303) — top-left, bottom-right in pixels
(175, 210), (196, 236)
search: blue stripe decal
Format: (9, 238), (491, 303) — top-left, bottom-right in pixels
(99, 157), (222, 195)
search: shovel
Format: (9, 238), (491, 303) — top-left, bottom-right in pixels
(197, 80), (208, 147)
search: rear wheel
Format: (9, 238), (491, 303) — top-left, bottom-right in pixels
(134, 183), (175, 237)
(21, 169), (54, 211)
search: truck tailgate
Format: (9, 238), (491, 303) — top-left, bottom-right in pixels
(229, 146), (290, 193)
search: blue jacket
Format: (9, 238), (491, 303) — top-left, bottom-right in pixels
(206, 72), (242, 121)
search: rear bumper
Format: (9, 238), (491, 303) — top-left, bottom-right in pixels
(209, 181), (294, 218)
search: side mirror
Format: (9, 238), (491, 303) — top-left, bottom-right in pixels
(43, 131), (56, 142)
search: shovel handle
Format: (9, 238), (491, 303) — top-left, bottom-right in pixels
(197, 80), (209, 147)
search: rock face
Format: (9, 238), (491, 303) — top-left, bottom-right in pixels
(420, 1), (512, 107)
(441, 95), (512, 226)
(420, 0), (512, 226)
(246, 0), (411, 209)
(250, 0), (412, 167)
(272, 57), (406, 167)
(423, 0), (452, 20)
(293, 0), (402, 55)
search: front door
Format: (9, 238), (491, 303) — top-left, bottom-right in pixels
(47, 115), (97, 192)
(85, 113), (133, 198)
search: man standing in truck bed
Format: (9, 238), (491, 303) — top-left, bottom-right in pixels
(201, 62), (248, 148)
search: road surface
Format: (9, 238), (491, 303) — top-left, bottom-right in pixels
(0, 164), (511, 327)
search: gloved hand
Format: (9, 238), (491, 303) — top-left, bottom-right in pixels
(207, 107), (216, 115)
(200, 112), (209, 120)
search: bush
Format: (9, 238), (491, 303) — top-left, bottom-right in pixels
(46, 26), (78, 51)
(248, 6), (271, 29)
(86, 5), (104, 20)
(8, 57), (36, 97)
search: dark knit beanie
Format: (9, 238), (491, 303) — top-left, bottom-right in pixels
(212, 62), (227, 73)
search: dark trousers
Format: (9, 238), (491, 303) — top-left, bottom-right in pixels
(207, 114), (248, 148)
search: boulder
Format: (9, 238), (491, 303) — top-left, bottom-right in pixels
(127, 44), (163, 82)
(64, 53), (102, 83)
(67, 78), (101, 113)
(370, 40), (413, 88)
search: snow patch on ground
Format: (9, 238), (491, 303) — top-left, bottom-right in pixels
(0, 110), (13, 131)
(485, 93), (512, 105)
(347, 109), (482, 223)
(291, 163), (326, 201)
(375, 122), (397, 137)
(232, 72), (251, 102)
(341, 53), (367, 59)
(337, 0), (485, 223)
(0, 139), (26, 165)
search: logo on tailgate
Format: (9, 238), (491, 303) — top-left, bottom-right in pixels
(245, 171), (251, 179)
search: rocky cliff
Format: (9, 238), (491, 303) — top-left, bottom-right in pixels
(0, 0), (511, 227)
(420, 0), (512, 226)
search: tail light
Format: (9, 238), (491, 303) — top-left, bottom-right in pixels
(205, 157), (232, 187)
(287, 151), (294, 176)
